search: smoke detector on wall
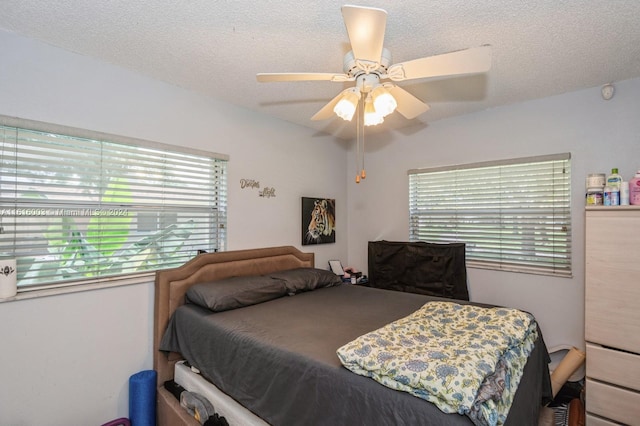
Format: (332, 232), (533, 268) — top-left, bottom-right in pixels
(601, 83), (615, 100)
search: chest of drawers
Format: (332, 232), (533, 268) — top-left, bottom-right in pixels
(585, 207), (640, 424)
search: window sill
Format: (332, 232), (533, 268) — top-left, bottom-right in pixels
(0, 272), (155, 303)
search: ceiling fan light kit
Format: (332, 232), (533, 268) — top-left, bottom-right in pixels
(334, 88), (361, 121)
(364, 96), (384, 126)
(371, 85), (397, 117)
(256, 4), (492, 182)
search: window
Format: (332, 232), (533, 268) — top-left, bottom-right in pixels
(0, 117), (228, 291)
(408, 153), (571, 277)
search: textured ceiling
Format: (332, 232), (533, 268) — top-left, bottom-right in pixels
(1, 1), (640, 140)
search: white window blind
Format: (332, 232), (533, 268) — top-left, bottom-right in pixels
(408, 153), (571, 277)
(0, 118), (228, 291)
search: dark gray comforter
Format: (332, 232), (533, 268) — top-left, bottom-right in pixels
(160, 284), (552, 426)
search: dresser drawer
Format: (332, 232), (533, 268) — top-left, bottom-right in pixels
(586, 413), (623, 425)
(586, 379), (640, 425)
(586, 343), (640, 392)
(585, 210), (640, 353)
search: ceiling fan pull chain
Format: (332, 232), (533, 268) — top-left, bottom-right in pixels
(360, 96), (366, 181)
(361, 133), (366, 181)
(355, 97), (362, 184)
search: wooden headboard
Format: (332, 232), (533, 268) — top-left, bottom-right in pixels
(153, 245), (315, 386)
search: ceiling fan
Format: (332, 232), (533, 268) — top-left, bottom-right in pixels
(256, 4), (492, 126)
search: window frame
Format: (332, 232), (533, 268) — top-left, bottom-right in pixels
(408, 153), (572, 277)
(0, 115), (228, 294)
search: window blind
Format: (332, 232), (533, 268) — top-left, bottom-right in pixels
(0, 119), (228, 291)
(408, 153), (571, 277)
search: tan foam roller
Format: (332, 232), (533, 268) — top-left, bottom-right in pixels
(550, 347), (586, 398)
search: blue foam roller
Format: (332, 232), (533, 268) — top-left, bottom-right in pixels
(129, 370), (157, 426)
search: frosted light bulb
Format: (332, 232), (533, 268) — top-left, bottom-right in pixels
(372, 87), (397, 117)
(333, 89), (360, 121)
(364, 99), (384, 126)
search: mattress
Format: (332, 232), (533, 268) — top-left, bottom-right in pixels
(161, 284), (552, 425)
(174, 360), (268, 426)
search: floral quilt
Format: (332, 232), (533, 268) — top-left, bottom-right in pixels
(336, 301), (538, 426)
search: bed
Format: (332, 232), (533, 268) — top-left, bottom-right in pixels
(153, 245), (552, 426)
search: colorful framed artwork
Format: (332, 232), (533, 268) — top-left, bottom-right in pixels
(301, 197), (335, 245)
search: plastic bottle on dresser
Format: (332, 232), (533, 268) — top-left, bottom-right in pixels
(630, 170), (640, 205)
(604, 186), (619, 206)
(605, 168), (622, 206)
(620, 181), (630, 205)
(607, 168), (623, 189)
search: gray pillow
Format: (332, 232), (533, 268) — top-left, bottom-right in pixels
(186, 275), (288, 312)
(268, 267), (342, 294)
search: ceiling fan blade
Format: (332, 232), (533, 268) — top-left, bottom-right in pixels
(387, 45), (492, 82)
(311, 90), (352, 121)
(257, 72), (352, 83)
(386, 85), (430, 119)
(341, 5), (387, 63)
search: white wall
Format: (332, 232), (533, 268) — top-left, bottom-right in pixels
(0, 30), (347, 425)
(346, 77), (640, 355)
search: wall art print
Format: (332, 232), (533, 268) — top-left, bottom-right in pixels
(301, 197), (335, 245)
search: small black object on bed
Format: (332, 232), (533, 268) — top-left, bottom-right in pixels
(367, 240), (469, 300)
